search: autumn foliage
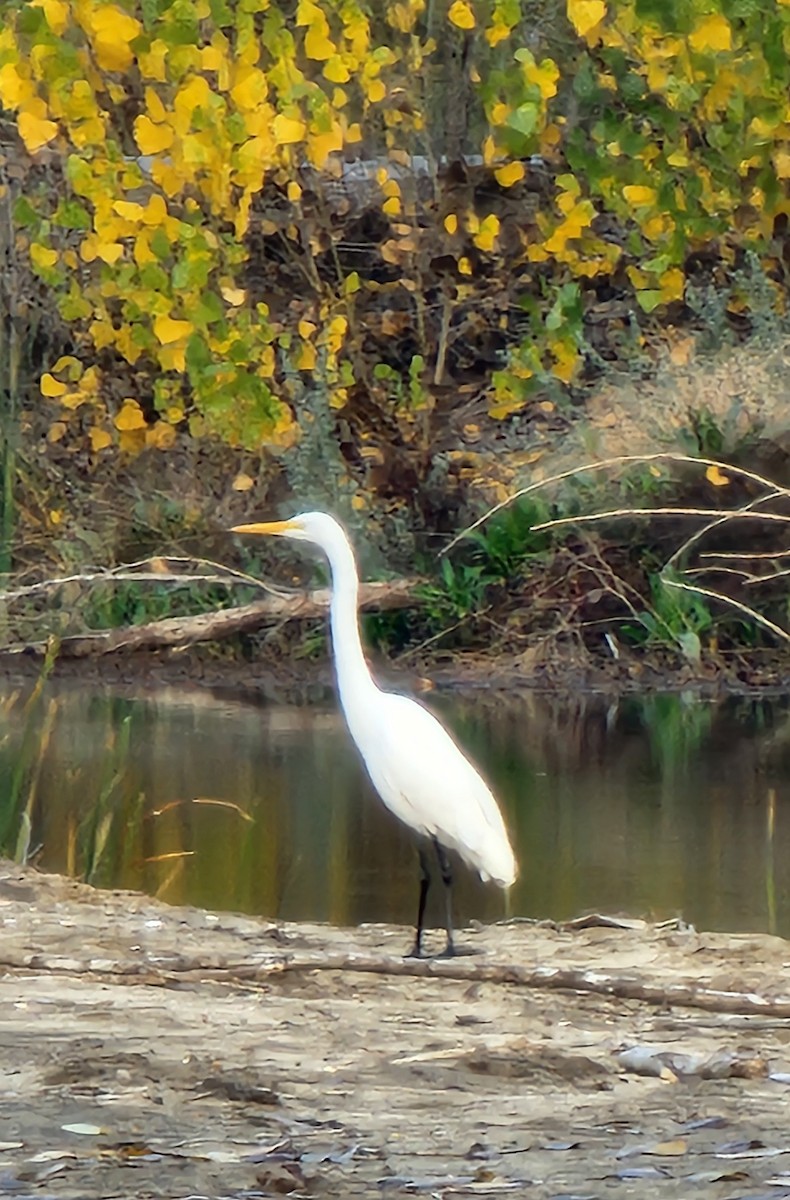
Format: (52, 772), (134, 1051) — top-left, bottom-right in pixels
(1, 0), (790, 465)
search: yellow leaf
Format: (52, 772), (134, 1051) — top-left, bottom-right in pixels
(159, 344), (186, 372)
(142, 194), (169, 226)
(524, 58), (560, 101)
(273, 113), (306, 144)
(298, 319), (317, 338)
(30, 243), (58, 269)
(153, 315), (194, 345)
(458, 256), (473, 275)
(623, 184), (657, 206)
(287, 180), (302, 202)
(112, 200), (144, 221)
(383, 195), (401, 216)
(366, 78), (386, 103)
(230, 67), (268, 111)
(305, 23), (334, 61)
(706, 465), (730, 487)
(325, 314), (347, 352)
(146, 421), (176, 450)
(232, 472), (255, 491)
(552, 342), (578, 383)
(221, 285), (247, 306)
(134, 115), (174, 155)
(485, 20), (511, 47)
(89, 427), (113, 452)
(88, 6), (141, 72)
(118, 428), (146, 454)
(201, 45), (224, 71)
(567, 0), (606, 38)
(133, 232), (156, 266)
(296, 341), (317, 371)
(346, 122), (362, 143)
(96, 241), (123, 265)
(774, 149), (790, 180)
(40, 372), (67, 397)
(490, 101), (509, 126)
(52, 355), (83, 379)
(689, 14), (732, 53)
(307, 127), (343, 167)
(0, 63), (33, 109)
(494, 161), (525, 187)
(473, 213), (500, 252)
(138, 38), (168, 81)
(448, 0), (475, 29)
(47, 421), (67, 443)
(18, 110), (58, 153)
(49, 508), (63, 525)
(42, 0), (69, 35)
(324, 55), (350, 83)
(145, 86), (167, 123)
(114, 400), (147, 432)
(444, 213), (458, 234)
(659, 267), (684, 303)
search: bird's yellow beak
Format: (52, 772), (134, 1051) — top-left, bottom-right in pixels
(230, 519), (295, 536)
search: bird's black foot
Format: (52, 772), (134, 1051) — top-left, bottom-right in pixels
(406, 940), (426, 959)
(436, 941), (482, 959)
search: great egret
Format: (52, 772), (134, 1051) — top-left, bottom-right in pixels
(231, 512), (517, 956)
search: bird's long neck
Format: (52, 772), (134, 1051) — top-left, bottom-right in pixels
(324, 531), (378, 715)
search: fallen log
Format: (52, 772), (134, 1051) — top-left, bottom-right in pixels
(0, 577), (422, 659)
(2, 946), (789, 1018)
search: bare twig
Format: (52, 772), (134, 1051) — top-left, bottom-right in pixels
(0, 578), (424, 659)
(444, 452), (790, 553)
(0, 555), (284, 605)
(664, 491), (787, 572)
(700, 548), (790, 560)
(661, 577), (790, 645)
(531, 507), (790, 534)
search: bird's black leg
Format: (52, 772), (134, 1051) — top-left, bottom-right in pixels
(408, 846), (432, 957)
(434, 839), (456, 957)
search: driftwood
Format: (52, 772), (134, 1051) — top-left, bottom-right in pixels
(7, 947), (790, 1019)
(0, 578), (421, 659)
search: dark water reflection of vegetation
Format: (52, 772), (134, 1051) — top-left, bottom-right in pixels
(1, 684), (789, 937)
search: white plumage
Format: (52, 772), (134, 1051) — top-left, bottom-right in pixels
(231, 511), (517, 955)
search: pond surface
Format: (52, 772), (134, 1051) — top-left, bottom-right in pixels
(1, 682), (789, 937)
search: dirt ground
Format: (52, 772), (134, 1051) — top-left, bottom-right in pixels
(2, 864), (790, 1200)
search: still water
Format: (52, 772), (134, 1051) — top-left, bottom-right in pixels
(1, 683), (788, 937)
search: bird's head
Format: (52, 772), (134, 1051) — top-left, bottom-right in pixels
(231, 510), (345, 549)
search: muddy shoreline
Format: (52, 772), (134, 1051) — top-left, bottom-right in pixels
(2, 641), (789, 703)
(2, 863), (790, 1198)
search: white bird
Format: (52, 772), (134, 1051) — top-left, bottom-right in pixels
(231, 511), (517, 957)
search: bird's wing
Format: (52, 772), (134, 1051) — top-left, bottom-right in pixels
(355, 691), (516, 885)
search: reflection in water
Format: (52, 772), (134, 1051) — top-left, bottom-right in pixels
(0, 683), (788, 936)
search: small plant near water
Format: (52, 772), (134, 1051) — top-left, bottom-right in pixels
(84, 580), (241, 631)
(622, 570), (714, 664)
(417, 498), (553, 636)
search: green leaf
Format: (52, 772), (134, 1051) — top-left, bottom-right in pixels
(13, 196), (39, 229)
(506, 102), (538, 136)
(186, 333), (212, 376)
(139, 264), (169, 291)
(53, 199), (91, 231)
(636, 290), (664, 313)
(192, 291), (224, 326)
(150, 229), (171, 260)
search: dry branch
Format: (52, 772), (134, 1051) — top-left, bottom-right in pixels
(445, 451), (790, 552)
(5, 946), (790, 1018)
(0, 578), (422, 659)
